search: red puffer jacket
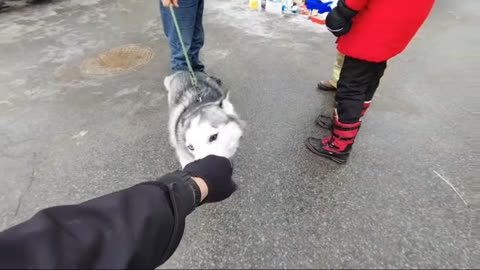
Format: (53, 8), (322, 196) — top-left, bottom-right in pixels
(337, 0), (435, 62)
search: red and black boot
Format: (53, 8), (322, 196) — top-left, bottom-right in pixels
(306, 110), (361, 163)
(316, 100), (371, 129)
(359, 100), (371, 120)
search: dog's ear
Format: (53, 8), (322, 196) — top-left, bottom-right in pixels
(164, 72), (187, 93)
(219, 91), (236, 115)
(163, 75), (173, 92)
(219, 91), (230, 108)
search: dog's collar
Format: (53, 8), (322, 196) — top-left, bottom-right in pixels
(174, 99), (216, 149)
(174, 88), (224, 147)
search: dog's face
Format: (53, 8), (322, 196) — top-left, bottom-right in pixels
(185, 97), (243, 161)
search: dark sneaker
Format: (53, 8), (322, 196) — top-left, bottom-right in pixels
(315, 114), (333, 129)
(209, 76), (222, 86)
(317, 101), (372, 129)
(0, 1), (9, 10)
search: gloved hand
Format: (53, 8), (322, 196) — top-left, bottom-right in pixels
(326, 0), (358, 37)
(184, 155), (237, 203)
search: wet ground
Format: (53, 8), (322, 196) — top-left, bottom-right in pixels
(0, 0), (478, 268)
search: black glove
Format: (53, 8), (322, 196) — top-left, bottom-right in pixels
(326, 0), (358, 37)
(184, 155), (237, 203)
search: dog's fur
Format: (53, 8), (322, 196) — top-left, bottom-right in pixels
(164, 71), (244, 167)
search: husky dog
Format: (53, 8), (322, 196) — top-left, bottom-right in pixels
(164, 71), (244, 168)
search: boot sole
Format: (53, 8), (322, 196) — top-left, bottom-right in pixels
(317, 84), (337, 92)
(305, 140), (347, 164)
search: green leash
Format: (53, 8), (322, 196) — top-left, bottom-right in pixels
(169, 5), (198, 87)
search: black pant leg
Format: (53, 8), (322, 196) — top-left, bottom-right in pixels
(364, 61), (387, 101)
(335, 56), (375, 123)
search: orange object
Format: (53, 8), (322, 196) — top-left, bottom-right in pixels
(311, 15), (326, 24)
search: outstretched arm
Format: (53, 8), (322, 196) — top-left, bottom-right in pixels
(0, 155), (234, 269)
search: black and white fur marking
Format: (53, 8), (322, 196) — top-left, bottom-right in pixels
(164, 71), (244, 167)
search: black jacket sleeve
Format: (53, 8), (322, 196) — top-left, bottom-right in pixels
(0, 171), (197, 269)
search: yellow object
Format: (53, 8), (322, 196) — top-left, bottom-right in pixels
(329, 52), (345, 88)
(249, 0), (259, 9)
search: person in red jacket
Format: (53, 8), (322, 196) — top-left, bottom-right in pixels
(305, 0), (435, 163)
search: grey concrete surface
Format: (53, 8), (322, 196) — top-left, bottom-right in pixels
(0, 0), (478, 268)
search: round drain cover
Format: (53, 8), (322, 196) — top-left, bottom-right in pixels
(81, 44), (154, 76)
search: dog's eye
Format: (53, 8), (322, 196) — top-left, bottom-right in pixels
(209, 133), (218, 143)
(187, 145), (194, 151)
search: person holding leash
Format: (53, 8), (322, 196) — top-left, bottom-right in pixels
(306, 0), (435, 163)
(0, 155), (236, 269)
(159, 0), (221, 85)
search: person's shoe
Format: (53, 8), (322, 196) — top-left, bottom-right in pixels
(317, 80), (336, 91)
(209, 76), (222, 86)
(0, 1), (9, 10)
(306, 111), (360, 164)
(315, 101), (372, 129)
(315, 114), (333, 129)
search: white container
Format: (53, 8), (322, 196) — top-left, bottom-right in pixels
(286, 0), (293, 9)
(265, 0), (284, 14)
